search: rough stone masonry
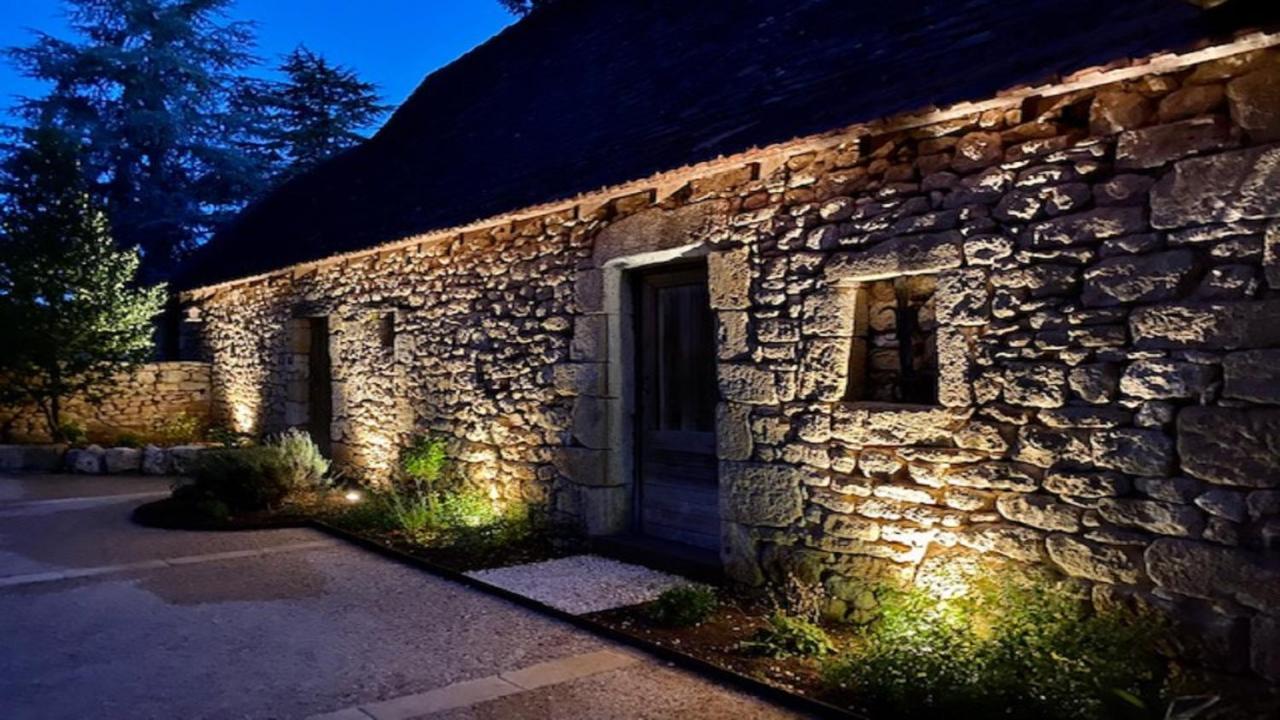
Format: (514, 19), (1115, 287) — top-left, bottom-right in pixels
(183, 45), (1280, 681)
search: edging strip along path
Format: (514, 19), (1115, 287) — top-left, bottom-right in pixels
(0, 539), (336, 589)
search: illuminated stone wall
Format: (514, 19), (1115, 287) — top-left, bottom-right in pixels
(187, 46), (1280, 680)
(0, 362), (212, 442)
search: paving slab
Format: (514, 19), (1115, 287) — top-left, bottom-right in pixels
(466, 555), (694, 615)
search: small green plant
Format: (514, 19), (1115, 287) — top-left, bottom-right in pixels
(646, 585), (719, 627)
(58, 420), (87, 444)
(113, 431), (144, 448)
(740, 613), (835, 658)
(268, 428), (330, 490)
(384, 478), (439, 534)
(207, 425), (252, 448)
(154, 413), (203, 445)
(401, 434), (450, 486)
(820, 568), (1167, 720)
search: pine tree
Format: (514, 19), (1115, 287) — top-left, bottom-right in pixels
(7, 0), (265, 282)
(242, 46), (388, 183)
(0, 127), (167, 441)
(499, 0), (563, 15)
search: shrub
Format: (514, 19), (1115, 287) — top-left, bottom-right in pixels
(401, 434), (449, 486)
(113, 431), (144, 448)
(187, 447), (290, 513)
(154, 413), (203, 445)
(268, 428), (330, 490)
(58, 420), (87, 444)
(820, 569), (1166, 720)
(740, 613), (835, 658)
(646, 585), (719, 627)
(207, 425), (252, 448)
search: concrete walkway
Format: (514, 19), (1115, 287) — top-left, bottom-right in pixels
(0, 473), (807, 720)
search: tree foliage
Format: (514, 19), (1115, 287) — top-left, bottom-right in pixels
(7, 0), (263, 282)
(498, 0), (563, 16)
(239, 46), (388, 183)
(0, 127), (167, 440)
(6, 1), (387, 281)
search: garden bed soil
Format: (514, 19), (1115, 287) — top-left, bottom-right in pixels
(131, 496), (309, 531)
(588, 599), (860, 712)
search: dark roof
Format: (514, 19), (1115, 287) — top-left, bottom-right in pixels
(179, 0), (1276, 289)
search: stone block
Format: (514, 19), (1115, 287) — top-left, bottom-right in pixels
(717, 364), (779, 405)
(951, 131), (1003, 172)
(957, 524), (1045, 562)
(1091, 429), (1175, 476)
(1150, 145), (1280, 229)
(551, 363), (607, 398)
(1156, 84), (1225, 122)
(1119, 359), (1215, 400)
(824, 231), (962, 283)
(715, 402), (753, 462)
(716, 311), (750, 361)
(552, 447), (611, 486)
(141, 445), (170, 475)
(1081, 250), (1199, 307)
(1145, 538), (1280, 612)
(1046, 533), (1144, 584)
(1024, 206), (1147, 249)
(935, 327), (972, 408)
(721, 521), (764, 586)
(935, 268), (989, 325)
(66, 445), (104, 474)
(1014, 425), (1090, 468)
(1044, 469), (1130, 498)
(569, 315), (607, 361)
(570, 396), (609, 450)
(830, 404), (962, 447)
(103, 447), (142, 474)
(1089, 90), (1152, 136)
(1069, 363), (1121, 404)
(1115, 116), (1235, 169)
(720, 461), (806, 527)
(707, 247), (752, 309)
(996, 493), (1081, 532)
(573, 268), (604, 313)
(945, 462), (1038, 492)
(1003, 362), (1067, 408)
(1226, 64), (1280, 141)
(1130, 299), (1280, 349)
(1223, 350), (1280, 404)
(801, 286), (859, 337)
(798, 337), (850, 401)
(580, 485), (629, 536)
(1178, 407), (1280, 488)
(1195, 489), (1247, 522)
(1097, 498), (1205, 537)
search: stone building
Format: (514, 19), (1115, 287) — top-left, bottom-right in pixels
(178, 1), (1280, 680)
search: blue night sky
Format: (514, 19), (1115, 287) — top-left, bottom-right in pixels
(0, 0), (516, 130)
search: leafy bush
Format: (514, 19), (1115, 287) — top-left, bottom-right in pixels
(184, 447), (291, 513)
(113, 431), (144, 448)
(740, 613), (835, 658)
(268, 428), (330, 490)
(207, 425), (253, 449)
(401, 434), (449, 486)
(58, 420), (87, 444)
(820, 569), (1166, 720)
(154, 413), (203, 445)
(646, 585), (719, 627)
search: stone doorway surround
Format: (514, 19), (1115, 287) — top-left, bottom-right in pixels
(557, 200), (732, 543)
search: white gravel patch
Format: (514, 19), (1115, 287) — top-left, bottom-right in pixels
(466, 554), (693, 615)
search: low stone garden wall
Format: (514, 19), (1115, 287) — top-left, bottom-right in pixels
(0, 443), (209, 475)
(0, 362), (213, 443)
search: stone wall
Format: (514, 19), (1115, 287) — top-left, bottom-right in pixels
(185, 45), (1280, 681)
(0, 362), (213, 442)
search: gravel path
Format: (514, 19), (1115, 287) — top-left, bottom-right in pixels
(466, 554), (694, 615)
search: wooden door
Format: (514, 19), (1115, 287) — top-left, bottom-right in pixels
(307, 317), (333, 456)
(634, 263), (720, 551)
